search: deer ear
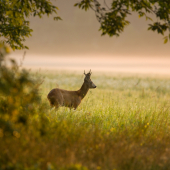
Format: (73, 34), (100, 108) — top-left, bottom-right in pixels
(89, 69), (92, 75)
(84, 70), (86, 75)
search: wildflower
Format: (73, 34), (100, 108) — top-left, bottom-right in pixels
(97, 166), (101, 170)
(13, 131), (20, 138)
(110, 127), (115, 132)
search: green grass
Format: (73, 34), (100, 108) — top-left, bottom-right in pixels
(1, 70), (170, 170)
(39, 71), (170, 169)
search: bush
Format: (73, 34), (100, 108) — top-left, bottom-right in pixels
(0, 44), (52, 169)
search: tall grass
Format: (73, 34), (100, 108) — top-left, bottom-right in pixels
(36, 71), (170, 169)
(1, 51), (170, 169)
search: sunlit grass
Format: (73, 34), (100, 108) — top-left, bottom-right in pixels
(2, 70), (170, 170)
(41, 71), (170, 130)
(40, 71), (170, 133)
(38, 71), (170, 169)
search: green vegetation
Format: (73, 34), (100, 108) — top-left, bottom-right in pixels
(0, 0), (61, 50)
(76, 0), (170, 43)
(1, 46), (170, 170)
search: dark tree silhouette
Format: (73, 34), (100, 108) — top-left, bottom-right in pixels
(0, 0), (61, 50)
(0, 0), (170, 50)
(75, 0), (170, 43)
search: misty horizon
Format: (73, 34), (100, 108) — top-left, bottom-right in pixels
(9, 0), (170, 76)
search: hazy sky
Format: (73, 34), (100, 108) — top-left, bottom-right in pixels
(13, 0), (170, 58)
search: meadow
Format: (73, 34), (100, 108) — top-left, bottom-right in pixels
(38, 71), (170, 169)
(1, 57), (170, 170)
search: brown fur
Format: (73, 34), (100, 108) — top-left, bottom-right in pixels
(47, 71), (96, 110)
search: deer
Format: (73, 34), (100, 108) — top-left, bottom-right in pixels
(47, 70), (97, 110)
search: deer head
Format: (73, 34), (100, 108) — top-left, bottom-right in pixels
(84, 70), (97, 89)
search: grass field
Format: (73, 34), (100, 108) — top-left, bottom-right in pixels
(1, 69), (170, 170)
(41, 71), (170, 169)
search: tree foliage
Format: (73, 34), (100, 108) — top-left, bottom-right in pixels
(75, 0), (170, 43)
(0, 0), (169, 50)
(0, 0), (61, 50)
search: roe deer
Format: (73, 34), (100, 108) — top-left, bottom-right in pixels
(47, 70), (97, 110)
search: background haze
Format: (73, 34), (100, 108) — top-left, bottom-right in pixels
(11, 0), (170, 75)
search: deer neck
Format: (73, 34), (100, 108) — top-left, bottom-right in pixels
(78, 81), (89, 99)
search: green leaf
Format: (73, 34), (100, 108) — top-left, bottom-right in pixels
(164, 36), (168, 44)
(74, 3), (79, 7)
(0, 0), (59, 50)
(54, 16), (62, 21)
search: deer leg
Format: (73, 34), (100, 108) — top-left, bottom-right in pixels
(54, 99), (64, 111)
(68, 105), (77, 111)
(73, 100), (81, 110)
(55, 105), (60, 111)
(72, 104), (78, 110)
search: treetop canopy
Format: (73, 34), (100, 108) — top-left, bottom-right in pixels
(0, 0), (170, 50)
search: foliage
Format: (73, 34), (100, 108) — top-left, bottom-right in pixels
(0, 0), (170, 51)
(75, 0), (170, 43)
(0, 0), (61, 50)
(0, 45), (41, 134)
